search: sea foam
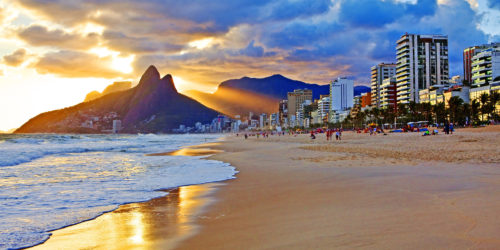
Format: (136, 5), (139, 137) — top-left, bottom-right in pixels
(0, 134), (236, 249)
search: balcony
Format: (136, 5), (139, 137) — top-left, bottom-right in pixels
(472, 59), (491, 66)
(396, 47), (410, 55)
(396, 42), (409, 50)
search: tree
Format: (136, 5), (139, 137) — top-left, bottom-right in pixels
(489, 91), (500, 122)
(420, 102), (433, 122)
(433, 102), (446, 125)
(479, 93), (490, 121)
(470, 100), (480, 125)
(447, 96), (464, 124)
(408, 101), (418, 121)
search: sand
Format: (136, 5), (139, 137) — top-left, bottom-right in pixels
(31, 126), (500, 249)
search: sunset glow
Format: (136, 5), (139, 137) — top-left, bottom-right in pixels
(0, 0), (499, 131)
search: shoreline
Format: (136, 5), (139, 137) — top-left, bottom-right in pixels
(28, 127), (500, 249)
(178, 127), (500, 249)
(27, 141), (235, 250)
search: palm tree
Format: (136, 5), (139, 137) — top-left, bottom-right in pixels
(371, 107), (381, 125)
(489, 91), (500, 122)
(433, 102), (446, 125)
(447, 96), (464, 124)
(420, 102), (432, 122)
(479, 93), (489, 121)
(470, 100), (480, 125)
(408, 101), (418, 121)
(462, 103), (471, 125)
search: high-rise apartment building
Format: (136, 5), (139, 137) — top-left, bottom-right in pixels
(471, 48), (500, 87)
(287, 89), (312, 119)
(379, 77), (397, 112)
(371, 63), (396, 107)
(464, 43), (499, 84)
(317, 96), (330, 123)
(330, 77), (354, 111)
(396, 33), (449, 104)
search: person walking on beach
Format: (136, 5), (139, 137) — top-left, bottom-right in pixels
(450, 123), (454, 134)
(335, 130), (340, 140)
(444, 121), (450, 135)
(244, 133), (248, 139)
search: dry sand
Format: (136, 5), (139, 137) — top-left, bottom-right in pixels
(31, 126), (500, 249)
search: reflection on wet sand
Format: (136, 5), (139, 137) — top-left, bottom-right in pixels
(147, 145), (223, 157)
(30, 183), (221, 250)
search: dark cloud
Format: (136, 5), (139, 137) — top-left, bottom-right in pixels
(17, 25), (99, 50)
(238, 41), (264, 57)
(338, 0), (437, 28)
(12, 0), (496, 86)
(487, 0), (500, 10)
(102, 31), (183, 53)
(3, 48), (29, 67)
(34, 50), (128, 78)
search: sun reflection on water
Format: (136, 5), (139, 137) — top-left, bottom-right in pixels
(30, 183), (218, 249)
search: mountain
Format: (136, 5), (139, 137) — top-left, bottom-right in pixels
(16, 66), (219, 133)
(183, 75), (371, 117)
(84, 81), (132, 102)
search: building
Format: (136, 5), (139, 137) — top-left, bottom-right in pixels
(112, 120), (121, 133)
(470, 81), (500, 120)
(419, 86), (446, 105)
(259, 113), (267, 129)
(443, 85), (470, 108)
(329, 110), (350, 124)
(379, 77), (398, 111)
(371, 63), (396, 107)
(360, 92), (372, 108)
(317, 96), (330, 124)
(330, 77), (354, 112)
(396, 33), (449, 104)
(471, 48), (500, 87)
(287, 89), (312, 119)
(278, 100), (288, 125)
(296, 100), (312, 127)
(464, 43), (499, 84)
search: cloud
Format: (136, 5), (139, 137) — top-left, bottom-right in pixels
(34, 50), (128, 78)
(3, 48), (29, 67)
(238, 40), (265, 57)
(9, 0), (497, 87)
(17, 25), (99, 50)
(487, 0), (500, 10)
(102, 31), (183, 53)
(338, 0), (437, 28)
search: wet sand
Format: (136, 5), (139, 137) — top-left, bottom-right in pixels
(31, 183), (223, 250)
(31, 126), (500, 249)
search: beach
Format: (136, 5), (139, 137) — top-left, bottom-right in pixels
(32, 127), (500, 249)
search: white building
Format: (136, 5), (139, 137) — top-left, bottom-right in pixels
(318, 96), (330, 123)
(259, 113), (267, 129)
(471, 49), (500, 87)
(371, 63), (396, 107)
(330, 77), (354, 112)
(396, 34), (449, 104)
(112, 120), (121, 133)
(329, 110), (350, 124)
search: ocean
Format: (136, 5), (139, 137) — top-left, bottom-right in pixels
(0, 133), (237, 249)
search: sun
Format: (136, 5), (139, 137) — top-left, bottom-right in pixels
(89, 47), (134, 74)
(188, 37), (214, 49)
(111, 55), (135, 74)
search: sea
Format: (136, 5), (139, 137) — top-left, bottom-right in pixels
(0, 133), (237, 249)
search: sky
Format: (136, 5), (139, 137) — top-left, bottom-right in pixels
(0, 0), (499, 131)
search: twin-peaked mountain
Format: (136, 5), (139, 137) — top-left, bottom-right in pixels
(184, 74), (370, 117)
(15, 66), (218, 133)
(15, 66), (371, 134)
